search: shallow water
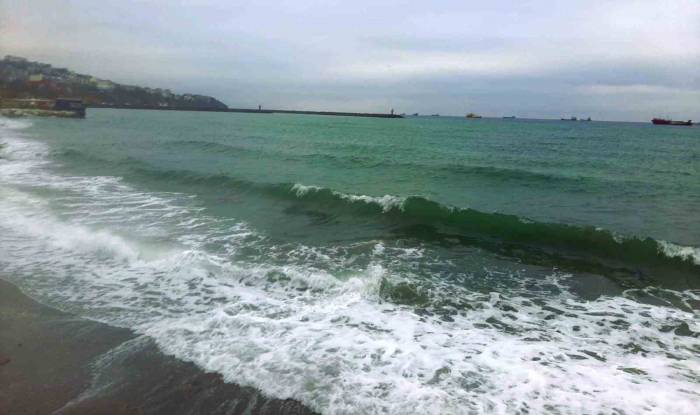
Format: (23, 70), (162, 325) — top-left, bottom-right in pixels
(1, 110), (699, 414)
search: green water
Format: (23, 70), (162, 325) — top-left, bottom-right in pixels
(1, 110), (698, 414)
(46, 110), (700, 244)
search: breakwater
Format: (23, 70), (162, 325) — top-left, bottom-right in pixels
(88, 104), (404, 118)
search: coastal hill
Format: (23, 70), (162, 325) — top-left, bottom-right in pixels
(0, 55), (227, 110)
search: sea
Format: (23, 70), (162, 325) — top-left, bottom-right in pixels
(1, 110), (699, 414)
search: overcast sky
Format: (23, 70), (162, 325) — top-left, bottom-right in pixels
(1, 0), (698, 121)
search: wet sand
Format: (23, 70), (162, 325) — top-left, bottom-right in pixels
(0, 278), (315, 415)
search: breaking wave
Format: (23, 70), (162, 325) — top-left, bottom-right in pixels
(48, 145), (700, 287)
(285, 183), (700, 273)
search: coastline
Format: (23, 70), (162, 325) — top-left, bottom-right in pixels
(0, 278), (315, 415)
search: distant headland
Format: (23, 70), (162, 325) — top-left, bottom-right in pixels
(0, 55), (227, 110)
(0, 55), (402, 118)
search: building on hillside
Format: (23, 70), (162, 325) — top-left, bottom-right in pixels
(1, 98), (54, 109)
(96, 80), (115, 90)
(74, 75), (92, 85)
(4, 55), (27, 63)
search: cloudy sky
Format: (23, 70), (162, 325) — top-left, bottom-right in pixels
(1, 0), (698, 120)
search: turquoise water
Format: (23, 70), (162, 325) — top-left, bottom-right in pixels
(1, 110), (699, 414)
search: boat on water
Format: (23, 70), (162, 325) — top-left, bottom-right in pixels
(652, 118), (693, 126)
(465, 113), (482, 119)
(503, 116), (516, 119)
(581, 117), (592, 122)
(561, 116), (577, 121)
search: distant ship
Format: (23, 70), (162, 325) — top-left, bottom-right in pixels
(431, 114), (440, 117)
(561, 116), (577, 121)
(581, 117), (592, 122)
(503, 116), (516, 119)
(652, 118), (693, 126)
(465, 113), (482, 119)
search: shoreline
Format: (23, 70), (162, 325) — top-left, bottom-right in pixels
(0, 278), (315, 415)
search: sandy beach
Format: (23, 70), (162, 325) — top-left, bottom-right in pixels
(0, 278), (315, 415)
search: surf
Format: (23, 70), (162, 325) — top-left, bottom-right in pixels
(43, 144), (700, 288)
(2, 115), (700, 414)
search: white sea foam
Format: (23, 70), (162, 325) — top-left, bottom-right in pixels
(292, 182), (323, 196)
(659, 240), (700, 265)
(0, 195), (139, 262)
(1, 122), (699, 414)
(336, 192), (405, 212)
(0, 117), (33, 130)
(292, 182), (405, 212)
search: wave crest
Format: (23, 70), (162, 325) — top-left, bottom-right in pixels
(283, 183), (700, 287)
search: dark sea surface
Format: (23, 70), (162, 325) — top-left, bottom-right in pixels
(1, 110), (699, 414)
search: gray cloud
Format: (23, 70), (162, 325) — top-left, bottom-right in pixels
(1, 0), (698, 121)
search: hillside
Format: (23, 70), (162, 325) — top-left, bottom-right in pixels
(0, 55), (227, 110)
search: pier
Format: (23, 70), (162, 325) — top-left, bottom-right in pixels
(87, 104), (404, 118)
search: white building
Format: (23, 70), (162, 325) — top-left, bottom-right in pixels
(96, 80), (115, 90)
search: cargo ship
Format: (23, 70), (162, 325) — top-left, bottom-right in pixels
(652, 118), (692, 126)
(465, 113), (482, 119)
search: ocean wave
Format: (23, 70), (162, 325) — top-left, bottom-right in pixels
(168, 139), (266, 156)
(2, 131), (700, 414)
(658, 240), (700, 266)
(0, 117), (33, 130)
(440, 163), (597, 186)
(42, 145), (700, 286)
(61, 136), (618, 190)
(2, 193), (698, 414)
(292, 183), (405, 212)
(284, 183), (700, 285)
